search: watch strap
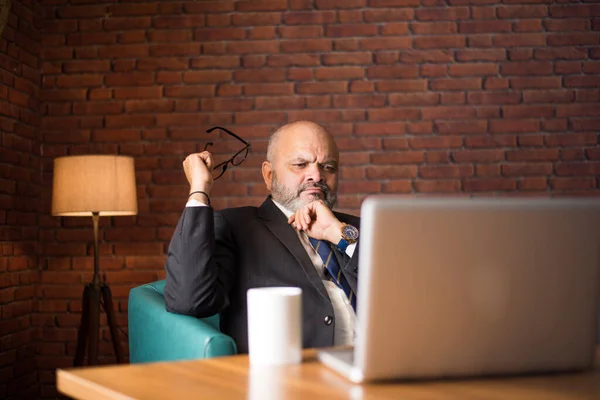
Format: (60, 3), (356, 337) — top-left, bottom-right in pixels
(337, 237), (349, 252)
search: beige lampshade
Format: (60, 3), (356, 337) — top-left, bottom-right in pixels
(52, 155), (138, 217)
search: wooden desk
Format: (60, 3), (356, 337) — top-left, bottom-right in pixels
(58, 348), (600, 400)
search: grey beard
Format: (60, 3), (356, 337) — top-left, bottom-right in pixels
(271, 176), (336, 212)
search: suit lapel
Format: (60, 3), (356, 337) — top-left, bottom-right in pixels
(258, 197), (330, 301)
(341, 263), (358, 294)
(332, 250), (358, 297)
(333, 212), (359, 295)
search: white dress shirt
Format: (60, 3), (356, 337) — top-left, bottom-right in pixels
(185, 198), (357, 346)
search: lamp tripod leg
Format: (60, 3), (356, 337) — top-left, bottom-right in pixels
(101, 283), (124, 363)
(87, 284), (101, 366)
(73, 285), (91, 367)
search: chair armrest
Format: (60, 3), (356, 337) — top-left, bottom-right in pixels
(128, 280), (237, 363)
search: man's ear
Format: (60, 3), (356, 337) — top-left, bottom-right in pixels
(262, 161), (273, 191)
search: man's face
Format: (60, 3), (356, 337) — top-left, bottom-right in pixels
(265, 127), (339, 212)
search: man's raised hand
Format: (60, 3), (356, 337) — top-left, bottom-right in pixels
(288, 200), (343, 244)
(183, 151), (214, 195)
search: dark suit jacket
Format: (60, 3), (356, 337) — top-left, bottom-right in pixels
(164, 196), (360, 353)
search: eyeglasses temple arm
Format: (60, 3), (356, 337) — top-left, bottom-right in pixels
(206, 126), (249, 146)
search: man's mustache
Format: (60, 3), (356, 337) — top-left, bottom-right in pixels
(297, 182), (330, 197)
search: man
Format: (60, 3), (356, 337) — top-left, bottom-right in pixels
(165, 121), (361, 353)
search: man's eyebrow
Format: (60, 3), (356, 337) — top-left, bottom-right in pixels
(321, 159), (338, 165)
(288, 155), (338, 165)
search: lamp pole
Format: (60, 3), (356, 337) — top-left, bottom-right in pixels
(92, 212), (100, 286)
(88, 211), (101, 365)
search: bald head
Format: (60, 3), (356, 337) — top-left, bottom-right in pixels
(261, 120), (339, 210)
(266, 121), (338, 164)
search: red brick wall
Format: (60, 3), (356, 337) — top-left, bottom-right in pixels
(0, 0), (42, 398)
(7, 0), (600, 397)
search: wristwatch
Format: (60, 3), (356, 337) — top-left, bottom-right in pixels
(337, 223), (359, 252)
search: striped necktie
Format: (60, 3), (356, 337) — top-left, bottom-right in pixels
(308, 237), (356, 311)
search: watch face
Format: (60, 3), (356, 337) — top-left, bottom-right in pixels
(342, 224), (359, 241)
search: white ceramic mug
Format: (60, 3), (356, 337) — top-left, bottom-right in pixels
(246, 287), (302, 366)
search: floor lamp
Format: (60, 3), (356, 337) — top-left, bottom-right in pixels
(51, 155), (137, 366)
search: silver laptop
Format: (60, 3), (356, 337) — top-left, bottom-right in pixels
(318, 196), (600, 383)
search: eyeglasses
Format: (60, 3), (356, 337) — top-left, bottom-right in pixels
(203, 126), (251, 180)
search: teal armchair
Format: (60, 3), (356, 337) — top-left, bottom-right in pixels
(128, 280), (237, 363)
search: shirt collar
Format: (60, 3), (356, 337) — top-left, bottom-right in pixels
(271, 198), (294, 219)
